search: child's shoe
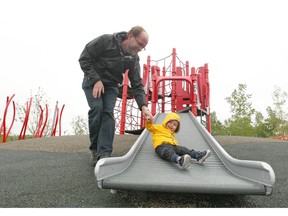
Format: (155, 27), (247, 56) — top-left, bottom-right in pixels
(196, 150), (211, 165)
(178, 154), (191, 169)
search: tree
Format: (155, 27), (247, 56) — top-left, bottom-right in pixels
(265, 86), (288, 136)
(71, 115), (88, 135)
(272, 86), (287, 120)
(17, 87), (53, 136)
(210, 111), (226, 136)
(224, 83), (255, 136)
(253, 111), (271, 137)
(265, 107), (281, 137)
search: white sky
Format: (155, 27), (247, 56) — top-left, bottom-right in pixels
(1, 0), (287, 135)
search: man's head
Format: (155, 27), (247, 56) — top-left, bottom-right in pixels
(122, 26), (149, 55)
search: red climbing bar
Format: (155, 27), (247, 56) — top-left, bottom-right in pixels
(119, 70), (129, 134)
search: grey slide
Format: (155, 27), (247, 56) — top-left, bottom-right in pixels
(95, 112), (275, 195)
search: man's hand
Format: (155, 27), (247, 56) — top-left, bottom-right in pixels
(93, 80), (104, 98)
(142, 106), (154, 123)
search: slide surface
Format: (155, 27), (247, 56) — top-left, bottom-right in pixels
(95, 112), (275, 195)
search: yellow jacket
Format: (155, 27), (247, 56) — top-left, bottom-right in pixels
(145, 112), (181, 149)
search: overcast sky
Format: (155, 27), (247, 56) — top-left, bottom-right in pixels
(1, 0), (287, 135)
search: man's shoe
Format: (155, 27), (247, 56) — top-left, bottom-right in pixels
(90, 150), (98, 166)
(196, 150), (211, 165)
(98, 155), (109, 160)
(96, 155), (110, 165)
(178, 154), (191, 169)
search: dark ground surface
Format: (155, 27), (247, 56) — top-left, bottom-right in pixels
(0, 135), (287, 208)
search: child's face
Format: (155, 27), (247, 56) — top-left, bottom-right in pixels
(166, 120), (179, 132)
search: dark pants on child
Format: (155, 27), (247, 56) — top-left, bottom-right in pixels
(155, 144), (198, 163)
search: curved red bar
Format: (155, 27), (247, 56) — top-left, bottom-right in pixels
(1, 94), (16, 143)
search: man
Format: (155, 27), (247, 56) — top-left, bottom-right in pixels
(79, 26), (154, 166)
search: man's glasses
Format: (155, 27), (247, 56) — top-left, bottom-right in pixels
(134, 37), (146, 51)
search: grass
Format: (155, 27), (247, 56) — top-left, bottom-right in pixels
(0, 134), (33, 143)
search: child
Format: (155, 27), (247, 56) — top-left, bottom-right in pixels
(145, 112), (211, 169)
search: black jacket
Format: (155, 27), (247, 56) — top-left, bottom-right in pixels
(79, 31), (147, 110)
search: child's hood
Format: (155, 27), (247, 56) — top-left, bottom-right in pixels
(162, 112), (181, 127)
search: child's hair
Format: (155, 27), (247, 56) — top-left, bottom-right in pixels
(167, 119), (180, 133)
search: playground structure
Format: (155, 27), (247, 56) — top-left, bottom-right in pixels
(95, 48), (276, 195)
(114, 48), (210, 134)
(0, 95), (65, 143)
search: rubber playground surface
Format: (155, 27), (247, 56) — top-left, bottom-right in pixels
(0, 135), (287, 208)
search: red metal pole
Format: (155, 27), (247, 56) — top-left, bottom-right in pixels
(185, 61), (189, 93)
(39, 104), (49, 137)
(143, 55), (151, 94)
(141, 55), (151, 128)
(34, 105), (44, 138)
(151, 67), (158, 115)
(18, 97), (32, 140)
(119, 70), (129, 135)
(186, 61), (189, 77)
(6, 101), (16, 141)
(1, 94), (16, 143)
(58, 104), (65, 136)
(51, 106), (59, 137)
(161, 67), (166, 113)
(204, 63), (211, 132)
(171, 48), (177, 112)
(191, 67), (197, 116)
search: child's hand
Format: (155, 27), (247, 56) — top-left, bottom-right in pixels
(142, 106), (153, 123)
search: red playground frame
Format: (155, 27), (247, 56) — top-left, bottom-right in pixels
(114, 48), (210, 135)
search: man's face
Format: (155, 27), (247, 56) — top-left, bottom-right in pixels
(125, 31), (148, 55)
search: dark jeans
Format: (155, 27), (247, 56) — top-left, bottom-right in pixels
(155, 144), (198, 163)
(82, 77), (119, 159)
